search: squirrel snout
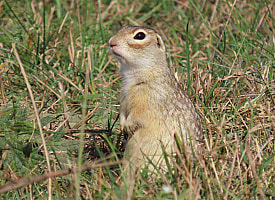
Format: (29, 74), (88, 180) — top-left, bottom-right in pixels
(109, 38), (122, 58)
(109, 37), (118, 47)
(110, 42), (117, 48)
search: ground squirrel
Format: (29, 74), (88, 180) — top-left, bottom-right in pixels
(109, 26), (203, 171)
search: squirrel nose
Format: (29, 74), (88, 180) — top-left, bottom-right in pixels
(109, 37), (119, 48)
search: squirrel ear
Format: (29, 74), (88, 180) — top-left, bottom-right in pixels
(156, 34), (166, 52)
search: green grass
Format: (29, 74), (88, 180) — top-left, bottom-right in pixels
(0, 0), (274, 199)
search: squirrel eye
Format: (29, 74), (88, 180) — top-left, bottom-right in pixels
(134, 32), (146, 40)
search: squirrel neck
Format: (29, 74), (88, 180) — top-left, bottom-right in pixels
(120, 61), (172, 89)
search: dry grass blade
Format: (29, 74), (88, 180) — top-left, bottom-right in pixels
(0, 158), (122, 194)
(0, 63), (6, 104)
(12, 43), (52, 199)
(246, 140), (267, 200)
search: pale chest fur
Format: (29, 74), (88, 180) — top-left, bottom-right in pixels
(120, 79), (162, 136)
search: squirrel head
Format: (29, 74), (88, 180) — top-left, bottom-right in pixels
(109, 26), (167, 72)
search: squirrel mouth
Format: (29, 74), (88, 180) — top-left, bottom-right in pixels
(110, 46), (123, 58)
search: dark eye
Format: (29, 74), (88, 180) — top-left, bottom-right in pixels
(134, 32), (146, 40)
